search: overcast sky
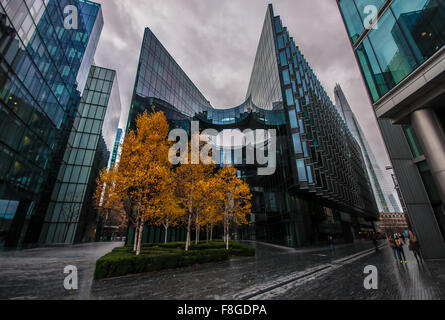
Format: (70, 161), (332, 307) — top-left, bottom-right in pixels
(93, 0), (392, 172)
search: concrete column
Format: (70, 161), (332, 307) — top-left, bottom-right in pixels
(411, 108), (445, 207)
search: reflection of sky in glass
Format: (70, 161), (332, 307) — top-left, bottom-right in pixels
(102, 74), (122, 153)
(391, 0), (429, 19)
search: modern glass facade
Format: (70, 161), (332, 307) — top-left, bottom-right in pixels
(0, 0), (103, 248)
(339, 0), (445, 103)
(110, 128), (122, 168)
(339, 0), (445, 258)
(126, 4), (377, 247)
(334, 84), (403, 213)
(39, 66), (121, 244)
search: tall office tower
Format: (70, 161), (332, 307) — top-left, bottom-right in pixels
(39, 66), (121, 244)
(389, 194), (402, 213)
(334, 83), (402, 213)
(337, 0), (445, 258)
(110, 128), (122, 168)
(0, 0), (103, 248)
(126, 4), (377, 247)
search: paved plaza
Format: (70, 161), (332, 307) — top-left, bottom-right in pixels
(0, 240), (444, 300)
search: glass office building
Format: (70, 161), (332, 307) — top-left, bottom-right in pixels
(39, 66), (121, 244)
(0, 0), (103, 248)
(110, 128), (122, 168)
(334, 84), (402, 213)
(126, 4), (377, 247)
(338, 0), (445, 258)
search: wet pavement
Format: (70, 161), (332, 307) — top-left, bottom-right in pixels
(0, 240), (444, 300)
(0, 242), (122, 300)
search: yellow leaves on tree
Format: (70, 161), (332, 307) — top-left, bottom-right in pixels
(95, 109), (179, 255)
(214, 166), (252, 250)
(94, 108), (253, 255)
(175, 148), (215, 250)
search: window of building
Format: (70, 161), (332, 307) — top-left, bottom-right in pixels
(292, 133), (302, 154)
(403, 125), (424, 158)
(285, 89), (294, 106)
(339, 0), (365, 44)
(289, 109), (298, 129)
(356, 38), (389, 102)
(391, 0), (445, 64)
(296, 159), (307, 181)
(368, 9), (419, 90)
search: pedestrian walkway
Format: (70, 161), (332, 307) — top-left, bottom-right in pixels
(0, 242), (123, 300)
(0, 240), (443, 299)
(268, 244), (445, 300)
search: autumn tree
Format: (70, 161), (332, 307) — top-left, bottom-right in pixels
(196, 178), (224, 242)
(94, 167), (124, 240)
(175, 135), (215, 250)
(94, 109), (179, 255)
(151, 170), (184, 243)
(214, 166), (252, 250)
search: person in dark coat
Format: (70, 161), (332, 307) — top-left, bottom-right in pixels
(409, 235), (423, 263)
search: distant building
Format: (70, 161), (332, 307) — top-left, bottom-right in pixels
(378, 212), (409, 235)
(389, 194), (402, 213)
(334, 84), (403, 213)
(110, 128), (123, 168)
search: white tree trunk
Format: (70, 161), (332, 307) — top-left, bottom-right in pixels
(136, 220), (144, 256)
(133, 220), (139, 252)
(185, 213), (191, 251)
(210, 224), (213, 241)
(164, 225), (168, 243)
(195, 222), (200, 245)
(226, 221), (229, 250)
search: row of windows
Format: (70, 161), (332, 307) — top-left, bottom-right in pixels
(275, 14), (373, 210)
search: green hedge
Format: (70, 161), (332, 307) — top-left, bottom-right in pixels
(94, 240), (254, 280)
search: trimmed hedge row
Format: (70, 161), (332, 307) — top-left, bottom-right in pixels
(94, 240), (255, 280)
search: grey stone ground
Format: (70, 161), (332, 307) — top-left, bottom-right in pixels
(0, 240), (444, 300)
(0, 242), (122, 300)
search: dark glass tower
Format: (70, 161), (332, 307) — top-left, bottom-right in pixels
(127, 4), (377, 247)
(334, 84), (397, 213)
(39, 66), (121, 244)
(0, 0), (103, 249)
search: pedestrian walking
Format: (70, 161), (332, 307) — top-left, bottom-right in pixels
(395, 236), (407, 264)
(372, 233), (379, 252)
(401, 232), (406, 244)
(409, 235), (423, 264)
(389, 235), (398, 260)
(328, 235), (335, 257)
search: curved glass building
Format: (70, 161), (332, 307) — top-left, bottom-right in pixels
(127, 4), (378, 247)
